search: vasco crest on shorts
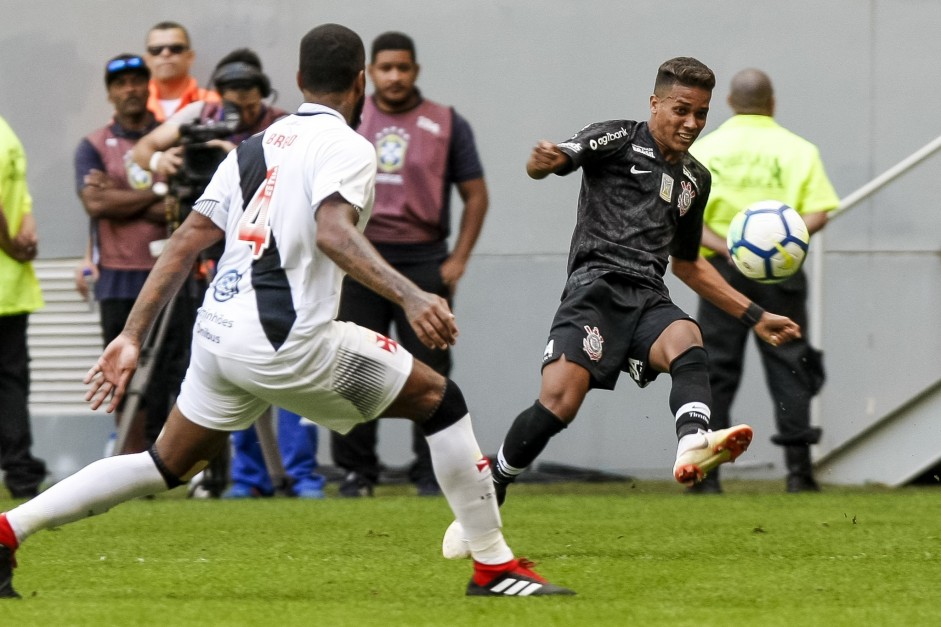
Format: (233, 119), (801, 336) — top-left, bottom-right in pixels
(582, 325), (604, 362)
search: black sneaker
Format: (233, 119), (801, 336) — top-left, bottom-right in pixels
(338, 472), (374, 498)
(0, 545), (19, 599)
(466, 558), (575, 597)
(786, 475), (821, 493)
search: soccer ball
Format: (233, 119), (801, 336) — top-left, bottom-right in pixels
(726, 200), (810, 284)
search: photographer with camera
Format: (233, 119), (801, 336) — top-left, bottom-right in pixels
(132, 48), (286, 187)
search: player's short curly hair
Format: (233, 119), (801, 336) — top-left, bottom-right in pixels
(298, 23), (365, 94)
(654, 57), (716, 95)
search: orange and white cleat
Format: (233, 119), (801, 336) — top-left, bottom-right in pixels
(673, 425), (753, 486)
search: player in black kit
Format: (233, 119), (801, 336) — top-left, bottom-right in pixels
(486, 57), (803, 508)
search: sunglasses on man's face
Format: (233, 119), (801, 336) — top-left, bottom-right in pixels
(147, 44), (188, 56)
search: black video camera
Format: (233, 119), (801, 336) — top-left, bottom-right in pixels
(169, 101), (241, 208)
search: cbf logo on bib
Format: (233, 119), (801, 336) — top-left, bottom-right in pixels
(375, 126), (410, 174)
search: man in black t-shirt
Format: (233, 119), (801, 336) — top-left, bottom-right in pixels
(475, 58), (802, 517)
(333, 32), (489, 498)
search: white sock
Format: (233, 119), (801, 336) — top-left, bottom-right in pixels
(425, 415), (513, 565)
(6, 452), (169, 543)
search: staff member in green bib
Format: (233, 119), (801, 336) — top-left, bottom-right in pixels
(0, 114), (47, 499)
(690, 68), (839, 493)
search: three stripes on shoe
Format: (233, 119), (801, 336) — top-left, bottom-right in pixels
(487, 577), (545, 596)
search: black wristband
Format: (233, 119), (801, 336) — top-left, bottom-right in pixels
(740, 302), (765, 327)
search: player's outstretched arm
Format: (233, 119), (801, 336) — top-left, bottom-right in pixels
(671, 255), (801, 347)
(316, 193), (458, 350)
(84, 212), (223, 412)
(84, 335), (141, 412)
(526, 140), (569, 179)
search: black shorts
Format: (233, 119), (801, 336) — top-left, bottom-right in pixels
(542, 273), (695, 390)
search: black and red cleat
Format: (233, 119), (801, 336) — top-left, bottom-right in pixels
(467, 558), (575, 596)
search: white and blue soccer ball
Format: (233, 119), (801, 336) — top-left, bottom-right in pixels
(726, 200), (810, 284)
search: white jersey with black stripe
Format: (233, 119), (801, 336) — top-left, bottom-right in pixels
(191, 102), (376, 364)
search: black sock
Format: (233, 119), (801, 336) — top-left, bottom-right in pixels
(494, 400), (567, 484)
(669, 347), (712, 439)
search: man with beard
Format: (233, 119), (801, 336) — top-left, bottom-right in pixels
(333, 31), (489, 498)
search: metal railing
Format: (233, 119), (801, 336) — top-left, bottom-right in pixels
(810, 132), (941, 346)
(809, 133), (941, 433)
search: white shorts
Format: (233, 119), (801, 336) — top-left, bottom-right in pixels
(177, 320), (414, 434)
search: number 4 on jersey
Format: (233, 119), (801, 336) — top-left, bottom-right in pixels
(237, 166), (279, 259)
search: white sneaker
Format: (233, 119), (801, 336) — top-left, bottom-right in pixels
(673, 425), (753, 485)
(442, 520), (471, 560)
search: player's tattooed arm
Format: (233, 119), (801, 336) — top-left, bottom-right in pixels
(316, 193), (458, 350)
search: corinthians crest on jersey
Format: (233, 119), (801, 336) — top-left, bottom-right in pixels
(677, 180), (696, 216)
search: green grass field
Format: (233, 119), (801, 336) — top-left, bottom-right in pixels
(1, 480), (939, 626)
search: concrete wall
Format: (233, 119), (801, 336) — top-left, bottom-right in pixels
(4, 1), (940, 481)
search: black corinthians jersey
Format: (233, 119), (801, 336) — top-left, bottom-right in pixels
(554, 120), (711, 295)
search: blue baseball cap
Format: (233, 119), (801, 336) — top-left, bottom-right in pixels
(105, 54), (150, 86)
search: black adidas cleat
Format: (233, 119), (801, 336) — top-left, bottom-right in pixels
(466, 558), (575, 597)
(0, 545), (20, 599)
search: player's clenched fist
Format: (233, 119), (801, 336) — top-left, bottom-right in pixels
(526, 140), (567, 179)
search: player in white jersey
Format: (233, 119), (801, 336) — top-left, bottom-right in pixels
(0, 24), (572, 599)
